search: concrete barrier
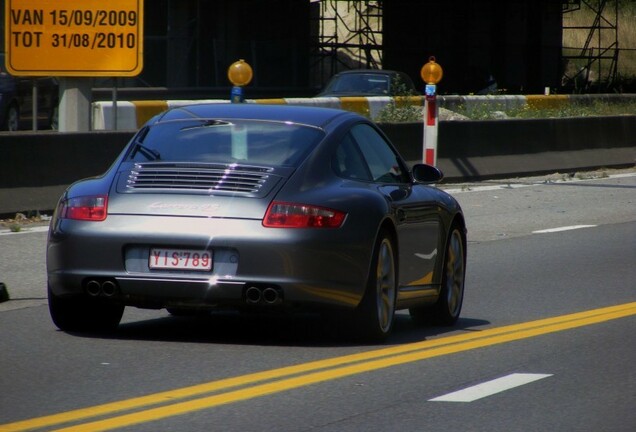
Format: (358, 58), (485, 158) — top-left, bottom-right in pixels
(0, 131), (133, 215)
(380, 116), (635, 179)
(0, 116), (634, 216)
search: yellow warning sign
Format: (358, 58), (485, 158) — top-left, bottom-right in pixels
(4, 0), (143, 76)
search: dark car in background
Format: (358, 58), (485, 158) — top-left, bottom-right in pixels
(0, 53), (59, 131)
(316, 69), (418, 97)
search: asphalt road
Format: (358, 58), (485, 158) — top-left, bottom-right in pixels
(1, 171), (635, 431)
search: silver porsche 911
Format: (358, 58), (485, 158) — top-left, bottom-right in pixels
(47, 104), (466, 341)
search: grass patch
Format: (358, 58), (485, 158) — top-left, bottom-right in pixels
(374, 99), (636, 122)
(0, 212), (51, 232)
(451, 99), (636, 120)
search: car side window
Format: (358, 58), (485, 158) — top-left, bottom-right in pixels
(350, 124), (409, 184)
(332, 133), (372, 181)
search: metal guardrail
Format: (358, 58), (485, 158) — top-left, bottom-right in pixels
(91, 93), (636, 130)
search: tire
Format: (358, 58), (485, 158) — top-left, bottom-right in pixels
(410, 226), (466, 326)
(48, 284), (124, 333)
(353, 232), (397, 341)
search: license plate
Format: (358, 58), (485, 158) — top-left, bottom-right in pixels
(149, 248), (213, 271)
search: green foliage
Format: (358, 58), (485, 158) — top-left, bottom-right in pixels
(375, 75), (422, 122)
(389, 75), (417, 97)
(452, 100), (636, 120)
(451, 102), (514, 120)
(514, 100), (636, 119)
(375, 103), (422, 123)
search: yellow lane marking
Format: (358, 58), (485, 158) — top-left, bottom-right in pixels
(1, 302), (635, 432)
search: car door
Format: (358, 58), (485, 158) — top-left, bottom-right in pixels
(348, 123), (442, 291)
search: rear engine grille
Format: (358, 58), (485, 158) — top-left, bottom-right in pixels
(126, 163), (272, 194)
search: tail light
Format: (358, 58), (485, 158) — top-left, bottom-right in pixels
(263, 201), (346, 228)
(59, 195), (108, 221)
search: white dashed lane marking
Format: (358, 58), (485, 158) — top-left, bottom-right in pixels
(532, 225), (597, 234)
(429, 373), (553, 403)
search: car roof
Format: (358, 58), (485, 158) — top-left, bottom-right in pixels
(153, 103), (357, 129)
(329, 69), (414, 82)
(315, 69), (418, 97)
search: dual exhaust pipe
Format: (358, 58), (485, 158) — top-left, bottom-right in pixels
(245, 286), (283, 306)
(86, 279), (279, 304)
(85, 279), (119, 298)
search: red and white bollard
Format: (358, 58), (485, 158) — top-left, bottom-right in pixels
(423, 85), (438, 166)
(420, 57), (443, 166)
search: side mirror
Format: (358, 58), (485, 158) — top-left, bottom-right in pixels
(412, 164), (443, 184)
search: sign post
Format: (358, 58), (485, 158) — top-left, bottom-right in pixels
(420, 57), (443, 166)
(4, 0), (144, 131)
(58, 78), (91, 132)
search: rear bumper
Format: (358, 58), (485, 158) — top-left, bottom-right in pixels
(47, 214), (373, 310)
(48, 273), (362, 310)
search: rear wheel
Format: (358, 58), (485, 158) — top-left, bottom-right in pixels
(410, 226), (465, 326)
(353, 232), (397, 341)
(48, 284), (124, 332)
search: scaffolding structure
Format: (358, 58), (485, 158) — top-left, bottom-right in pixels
(309, 0), (625, 93)
(561, 0), (619, 92)
(310, 0), (383, 88)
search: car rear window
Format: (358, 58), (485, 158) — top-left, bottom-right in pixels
(326, 74), (391, 94)
(128, 119), (325, 167)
